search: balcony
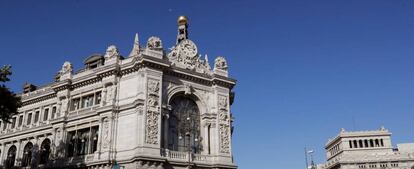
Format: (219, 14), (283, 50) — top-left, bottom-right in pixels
(161, 149), (209, 163)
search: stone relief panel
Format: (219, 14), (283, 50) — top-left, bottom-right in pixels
(105, 85), (116, 105)
(102, 118), (110, 149)
(218, 95), (230, 154)
(145, 79), (160, 144)
(219, 124), (230, 154)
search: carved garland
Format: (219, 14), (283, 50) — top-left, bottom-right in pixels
(218, 95), (230, 153)
(145, 79), (160, 144)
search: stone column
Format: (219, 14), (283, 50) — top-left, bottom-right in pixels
(39, 106), (44, 125)
(57, 101), (62, 118)
(0, 143), (5, 165)
(15, 141), (22, 166)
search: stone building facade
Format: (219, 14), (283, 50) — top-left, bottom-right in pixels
(0, 16), (237, 169)
(318, 127), (414, 169)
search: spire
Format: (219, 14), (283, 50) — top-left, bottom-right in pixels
(176, 15), (189, 44)
(129, 33), (140, 57)
(204, 54), (211, 70)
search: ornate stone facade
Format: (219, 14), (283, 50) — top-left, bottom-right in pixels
(0, 16), (237, 169)
(318, 127), (414, 169)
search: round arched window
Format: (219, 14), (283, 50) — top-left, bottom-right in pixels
(6, 145), (17, 168)
(167, 96), (201, 153)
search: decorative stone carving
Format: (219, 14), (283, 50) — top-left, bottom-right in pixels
(219, 110), (228, 122)
(146, 79), (160, 144)
(184, 84), (193, 95)
(218, 96), (228, 109)
(58, 61), (73, 80)
(220, 124), (230, 153)
(145, 109), (160, 144)
(56, 128), (63, 141)
(218, 95), (230, 153)
(146, 36), (163, 50)
(214, 56), (228, 71)
(148, 80), (160, 94)
(102, 118), (110, 149)
(60, 61), (73, 75)
(167, 39), (211, 74)
(104, 45), (120, 60)
(60, 99), (68, 114)
(106, 85), (115, 105)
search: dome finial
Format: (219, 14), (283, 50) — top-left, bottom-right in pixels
(178, 15), (188, 25)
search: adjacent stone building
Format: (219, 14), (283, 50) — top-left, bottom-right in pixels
(318, 127), (414, 169)
(0, 16), (237, 169)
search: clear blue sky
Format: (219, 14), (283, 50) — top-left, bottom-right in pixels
(1, 0), (414, 168)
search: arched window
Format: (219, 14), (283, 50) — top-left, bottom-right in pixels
(364, 140), (369, 148)
(370, 139), (374, 147)
(6, 145), (17, 168)
(353, 140), (358, 148)
(39, 139), (51, 164)
(22, 142), (33, 167)
(167, 96), (201, 153)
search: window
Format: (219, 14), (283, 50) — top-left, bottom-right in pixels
(11, 117), (16, 128)
(34, 111), (40, 123)
(166, 96), (201, 153)
(39, 139), (51, 164)
(349, 140), (353, 148)
(6, 145), (16, 168)
(359, 140), (364, 148)
(43, 108), (49, 121)
(18, 115), (23, 127)
(27, 113), (32, 125)
(380, 139), (384, 147)
(51, 107), (57, 119)
(2, 122), (7, 130)
(22, 142), (33, 167)
(354, 140), (358, 148)
(67, 126), (99, 157)
(375, 139), (380, 147)
(81, 94), (94, 108)
(370, 139), (374, 147)
(70, 98), (80, 111)
(364, 140), (369, 148)
(95, 92), (101, 105)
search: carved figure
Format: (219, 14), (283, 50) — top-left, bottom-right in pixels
(214, 56), (228, 71)
(218, 96), (228, 109)
(60, 61), (73, 74)
(104, 45), (120, 59)
(102, 118), (110, 148)
(147, 36), (163, 50)
(148, 80), (160, 94)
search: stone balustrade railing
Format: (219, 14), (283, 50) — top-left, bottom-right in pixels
(161, 149), (208, 162)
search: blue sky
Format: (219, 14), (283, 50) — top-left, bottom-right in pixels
(1, 0), (414, 168)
